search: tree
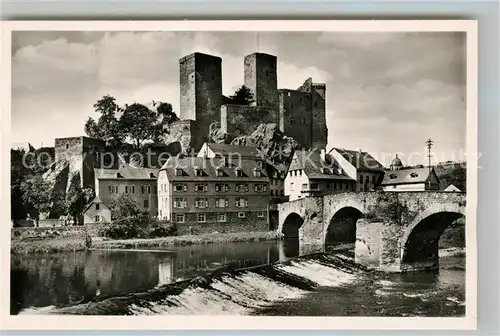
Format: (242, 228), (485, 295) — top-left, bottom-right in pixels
(65, 185), (95, 226)
(20, 176), (53, 226)
(119, 103), (163, 148)
(108, 193), (141, 220)
(229, 85), (254, 105)
(85, 95), (124, 147)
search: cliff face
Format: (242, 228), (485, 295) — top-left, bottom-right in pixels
(231, 123), (299, 174)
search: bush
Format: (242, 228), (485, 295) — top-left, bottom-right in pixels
(97, 214), (176, 240)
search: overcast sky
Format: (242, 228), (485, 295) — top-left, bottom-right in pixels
(11, 31), (466, 165)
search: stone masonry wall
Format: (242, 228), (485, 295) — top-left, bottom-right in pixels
(221, 104), (278, 137)
(244, 53), (278, 109)
(176, 211), (268, 235)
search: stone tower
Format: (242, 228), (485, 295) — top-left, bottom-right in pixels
(244, 52), (278, 109)
(179, 52), (222, 143)
(311, 83), (327, 151)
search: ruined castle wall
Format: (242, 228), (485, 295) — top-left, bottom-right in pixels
(221, 104), (277, 137)
(244, 53), (278, 109)
(179, 53), (222, 144)
(311, 83), (327, 151)
(278, 89), (312, 150)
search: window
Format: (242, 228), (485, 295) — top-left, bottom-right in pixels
(235, 184), (249, 192)
(270, 190), (274, 196)
(389, 174), (398, 180)
(95, 203), (100, 211)
(159, 210), (162, 217)
(301, 118), (305, 124)
(108, 185), (118, 194)
(217, 213), (227, 222)
(174, 198), (187, 208)
(175, 168), (183, 176)
(195, 198), (209, 208)
(372, 175), (377, 183)
(216, 168), (224, 177)
(144, 199), (149, 208)
(311, 183), (318, 190)
(175, 214), (185, 223)
(302, 183), (308, 190)
(365, 175), (369, 183)
(254, 184), (267, 192)
(174, 184), (187, 192)
(125, 185), (135, 194)
(94, 215), (101, 222)
(65, 143), (69, 149)
(289, 119), (294, 125)
(236, 198), (248, 208)
(197, 213), (206, 223)
(141, 185), (152, 194)
(194, 184), (208, 192)
(238, 212), (246, 218)
(215, 184), (229, 192)
(257, 212), (265, 219)
(266, 70), (269, 76)
(254, 170), (262, 177)
(194, 168), (204, 177)
(149, 173), (156, 178)
(326, 183), (331, 189)
(410, 172), (419, 178)
(290, 182), (294, 191)
(257, 161), (263, 168)
(215, 198), (228, 208)
(359, 175), (363, 183)
(235, 169), (244, 177)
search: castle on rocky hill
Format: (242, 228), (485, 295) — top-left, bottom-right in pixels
(176, 51), (328, 153)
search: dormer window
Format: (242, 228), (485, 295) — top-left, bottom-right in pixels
(175, 166), (183, 177)
(235, 167), (244, 177)
(257, 160), (263, 168)
(410, 172), (419, 178)
(253, 167), (262, 177)
(194, 166), (204, 177)
(389, 174), (398, 179)
(216, 167), (224, 177)
(322, 168), (330, 174)
(116, 172), (123, 178)
(149, 172), (156, 178)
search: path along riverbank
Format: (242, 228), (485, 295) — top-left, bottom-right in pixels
(10, 230), (283, 255)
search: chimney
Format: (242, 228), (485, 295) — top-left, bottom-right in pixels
(320, 148), (326, 160)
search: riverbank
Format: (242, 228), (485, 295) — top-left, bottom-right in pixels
(11, 231), (283, 255)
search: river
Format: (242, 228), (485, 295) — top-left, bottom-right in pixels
(10, 240), (465, 316)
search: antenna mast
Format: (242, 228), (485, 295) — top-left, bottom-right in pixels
(425, 138), (434, 190)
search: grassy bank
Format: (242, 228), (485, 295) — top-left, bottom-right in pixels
(91, 231), (283, 250)
(11, 237), (88, 255)
(11, 231), (283, 255)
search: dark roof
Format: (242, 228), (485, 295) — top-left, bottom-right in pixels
(83, 196), (106, 213)
(160, 156), (269, 182)
(329, 147), (385, 172)
(289, 151), (355, 181)
(203, 143), (265, 159)
(381, 167), (437, 186)
(95, 165), (159, 180)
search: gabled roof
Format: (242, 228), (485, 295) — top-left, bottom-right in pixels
(83, 196), (107, 213)
(289, 151), (355, 181)
(202, 143), (265, 159)
(329, 147), (385, 173)
(94, 164), (159, 180)
(160, 156), (269, 182)
(381, 167), (438, 186)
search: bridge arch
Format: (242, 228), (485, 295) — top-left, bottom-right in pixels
(324, 206), (363, 247)
(281, 212), (304, 239)
(399, 203), (465, 272)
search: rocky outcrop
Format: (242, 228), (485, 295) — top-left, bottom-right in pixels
(231, 123), (299, 173)
(209, 122), (230, 144)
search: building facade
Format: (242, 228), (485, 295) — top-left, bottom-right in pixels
(328, 147), (385, 192)
(285, 150), (356, 201)
(381, 167), (440, 192)
(157, 152), (270, 234)
(83, 196), (112, 224)
(94, 166), (159, 217)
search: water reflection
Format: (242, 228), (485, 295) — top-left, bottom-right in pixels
(10, 240), (303, 314)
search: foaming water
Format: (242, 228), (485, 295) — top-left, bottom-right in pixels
(18, 254), (361, 316)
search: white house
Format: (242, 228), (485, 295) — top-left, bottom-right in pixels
(328, 147), (385, 191)
(284, 149), (356, 201)
(381, 167), (440, 192)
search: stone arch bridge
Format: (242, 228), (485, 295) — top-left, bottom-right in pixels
(278, 191), (466, 272)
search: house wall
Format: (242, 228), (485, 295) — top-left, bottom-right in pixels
(97, 179), (158, 216)
(157, 170), (171, 220)
(220, 104), (277, 137)
(244, 53), (278, 109)
(83, 203), (112, 224)
(284, 169), (310, 201)
(357, 172), (384, 191)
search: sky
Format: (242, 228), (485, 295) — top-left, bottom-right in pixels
(11, 31), (467, 166)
